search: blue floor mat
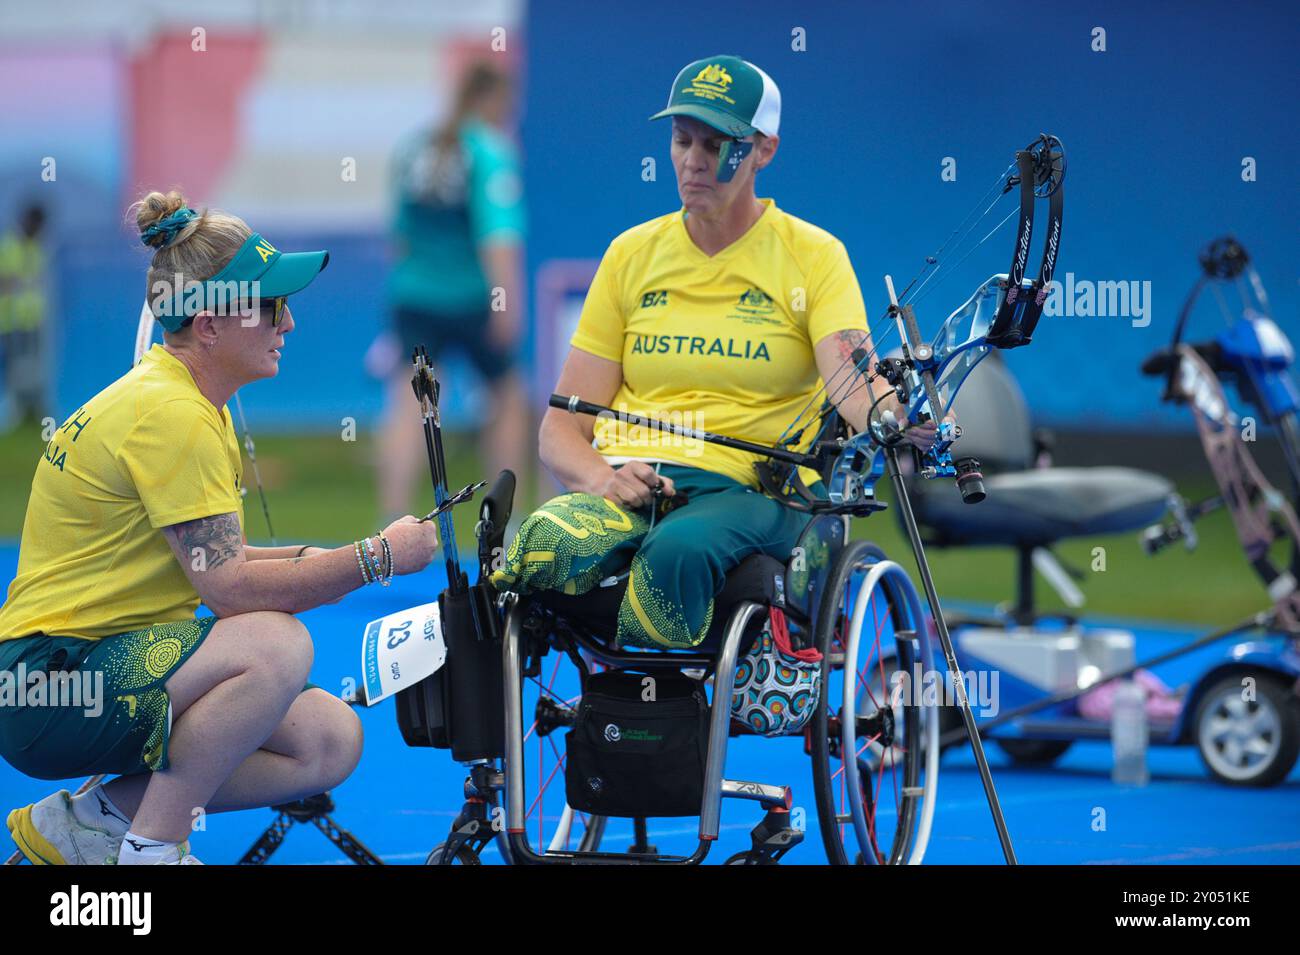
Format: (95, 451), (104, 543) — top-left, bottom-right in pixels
(2, 545), (1296, 864)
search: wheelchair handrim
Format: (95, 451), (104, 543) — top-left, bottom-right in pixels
(811, 541), (940, 865)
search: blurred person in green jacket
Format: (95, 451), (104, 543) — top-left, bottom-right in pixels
(379, 61), (528, 518)
(0, 203), (50, 430)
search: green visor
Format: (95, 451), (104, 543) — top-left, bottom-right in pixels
(153, 233), (330, 332)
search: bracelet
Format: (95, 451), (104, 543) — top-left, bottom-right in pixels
(363, 536), (381, 584)
(378, 532), (393, 586)
(353, 540), (373, 585)
(362, 536), (381, 584)
(295, 545), (311, 558)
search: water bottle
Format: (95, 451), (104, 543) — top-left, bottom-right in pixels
(1111, 679), (1149, 786)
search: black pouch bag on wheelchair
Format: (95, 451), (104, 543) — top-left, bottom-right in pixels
(565, 669), (709, 818)
(394, 579), (505, 762)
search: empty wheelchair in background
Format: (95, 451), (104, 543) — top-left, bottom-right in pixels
(905, 351), (1174, 628)
(903, 351), (1176, 764)
(396, 470), (942, 866)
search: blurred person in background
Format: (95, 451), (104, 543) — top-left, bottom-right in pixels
(1, 191), (439, 865)
(0, 203), (51, 431)
(379, 60), (528, 520)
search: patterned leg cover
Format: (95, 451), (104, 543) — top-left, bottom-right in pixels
(490, 492), (650, 596)
(615, 480), (811, 650)
(492, 468), (813, 651)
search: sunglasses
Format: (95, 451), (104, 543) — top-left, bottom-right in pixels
(267, 297), (287, 327)
(235, 296), (288, 327)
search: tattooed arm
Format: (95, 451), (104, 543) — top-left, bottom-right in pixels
(813, 328), (897, 433)
(813, 328), (943, 450)
(160, 513), (376, 617)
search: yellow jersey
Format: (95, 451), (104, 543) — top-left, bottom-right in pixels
(0, 345), (245, 640)
(570, 198), (869, 487)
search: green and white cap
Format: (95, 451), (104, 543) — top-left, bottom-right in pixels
(649, 55), (781, 138)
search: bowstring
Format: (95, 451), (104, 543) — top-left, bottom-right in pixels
(816, 177), (1024, 417)
(233, 394), (277, 545)
(893, 159), (1016, 307)
(907, 203), (1019, 311)
(774, 305), (904, 449)
(775, 157), (1021, 455)
(815, 198), (1023, 424)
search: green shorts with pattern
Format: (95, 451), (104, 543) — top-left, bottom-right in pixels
(0, 617), (216, 780)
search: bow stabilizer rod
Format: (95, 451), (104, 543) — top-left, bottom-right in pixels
(549, 393), (820, 470)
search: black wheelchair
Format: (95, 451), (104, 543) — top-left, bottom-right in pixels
(395, 466), (941, 866)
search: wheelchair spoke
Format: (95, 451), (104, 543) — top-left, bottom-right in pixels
(857, 731), (896, 863)
(812, 541), (936, 865)
(513, 635), (610, 858)
(526, 752), (566, 821)
(855, 596), (891, 711)
(532, 715), (581, 844)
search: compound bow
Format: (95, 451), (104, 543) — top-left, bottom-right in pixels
(1140, 237), (1300, 634)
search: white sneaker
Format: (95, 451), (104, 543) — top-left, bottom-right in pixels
(118, 836), (203, 865)
(6, 790), (120, 865)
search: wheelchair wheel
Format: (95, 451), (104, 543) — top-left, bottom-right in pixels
(517, 647), (609, 855)
(426, 842), (481, 865)
(809, 540), (940, 865)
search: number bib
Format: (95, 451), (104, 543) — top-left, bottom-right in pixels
(359, 602), (447, 705)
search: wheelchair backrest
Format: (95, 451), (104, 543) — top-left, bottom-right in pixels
(784, 513), (849, 623)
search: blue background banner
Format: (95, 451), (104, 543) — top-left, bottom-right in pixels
(11, 1), (1297, 433)
(520, 0), (1297, 432)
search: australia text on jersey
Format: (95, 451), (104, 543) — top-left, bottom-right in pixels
(629, 334), (771, 361)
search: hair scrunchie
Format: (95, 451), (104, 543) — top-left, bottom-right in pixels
(140, 207), (198, 248)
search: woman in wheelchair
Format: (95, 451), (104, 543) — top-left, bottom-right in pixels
(491, 54), (940, 653)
